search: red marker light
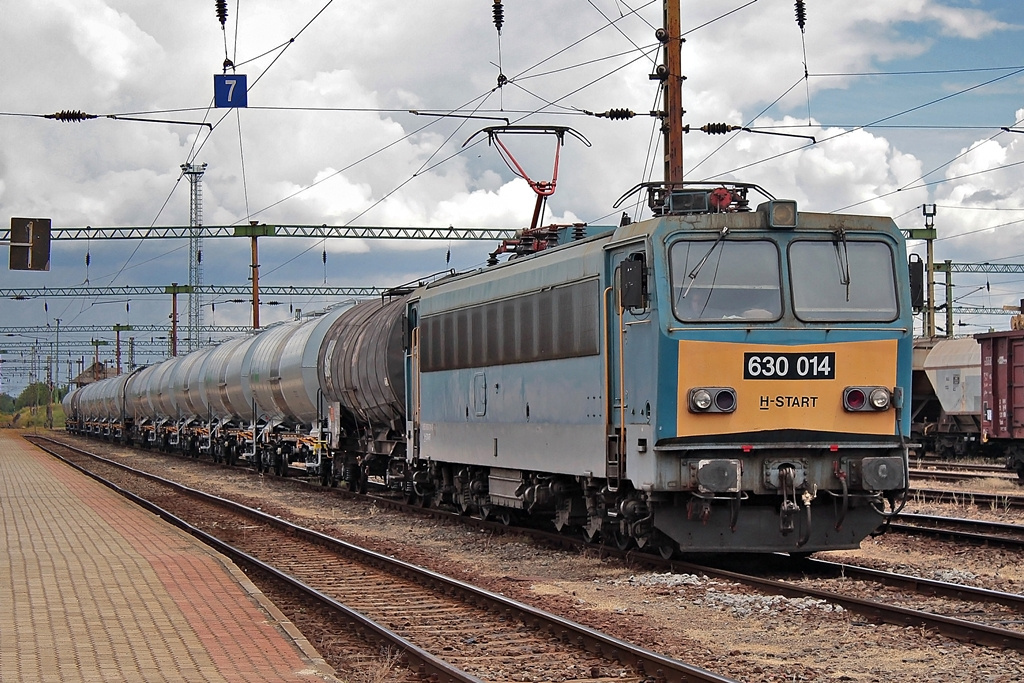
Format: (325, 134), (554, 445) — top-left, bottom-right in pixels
(844, 388), (866, 411)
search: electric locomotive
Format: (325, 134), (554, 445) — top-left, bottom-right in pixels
(401, 181), (913, 555)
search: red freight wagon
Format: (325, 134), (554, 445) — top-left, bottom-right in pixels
(976, 329), (1024, 449)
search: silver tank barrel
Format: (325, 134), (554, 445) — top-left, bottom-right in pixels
(320, 294), (408, 426)
(201, 336), (257, 422)
(170, 347), (215, 421)
(126, 360), (173, 422)
(77, 373), (131, 421)
(62, 385), (78, 418)
(247, 304), (353, 426)
(150, 357), (183, 420)
(246, 322), (304, 425)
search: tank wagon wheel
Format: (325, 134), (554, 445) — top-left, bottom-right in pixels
(318, 460), (332, 487)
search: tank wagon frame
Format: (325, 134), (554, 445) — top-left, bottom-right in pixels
(66, 181), (914, 555)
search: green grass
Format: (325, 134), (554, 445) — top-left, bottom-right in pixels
(0, 405), (65, 430)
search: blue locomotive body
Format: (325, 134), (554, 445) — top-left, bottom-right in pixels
(403, 187), (914, 553)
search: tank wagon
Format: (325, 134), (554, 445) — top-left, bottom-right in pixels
(66, 181), (914, 555)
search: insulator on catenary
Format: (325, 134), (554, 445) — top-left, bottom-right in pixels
(492, 0), (504, 34)
(594, 108), (635, 120)
(215, 0), (228, 27)
(47, 110), (95, 123)
(700, 123), (740, 135)
(795, 0), (807, 32)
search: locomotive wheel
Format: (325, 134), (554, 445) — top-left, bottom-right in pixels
(583, 527), (602, 544)
(657, 540), (678, 560)
(612, 528), (634, 551)
(497, 509), (513, 526)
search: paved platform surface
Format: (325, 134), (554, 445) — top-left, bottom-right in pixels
(0, 430), (338, 682)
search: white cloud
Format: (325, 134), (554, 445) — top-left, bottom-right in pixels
(0, 0), (1022, 390)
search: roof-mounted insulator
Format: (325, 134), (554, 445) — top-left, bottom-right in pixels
(46, 110), (96, 123)
(795, 0), (807, 33)
(215, 0), (229, 27)
(492, 1), (504, 34)
(594, 108), (635, 120)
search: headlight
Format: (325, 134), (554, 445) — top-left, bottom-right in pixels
(691, 389), (712, 410)
(688, 387), (737, 413)
(869, 388), (891, 410)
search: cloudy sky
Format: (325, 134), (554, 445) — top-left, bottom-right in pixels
(0, 0), (1022, 394)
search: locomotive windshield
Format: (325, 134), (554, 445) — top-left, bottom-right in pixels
(670, 239), (782, 321)
(789, 239), (898, 322)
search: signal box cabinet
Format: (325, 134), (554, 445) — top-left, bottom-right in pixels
(976, 329), (1024, 441)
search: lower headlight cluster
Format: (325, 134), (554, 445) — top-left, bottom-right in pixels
(688, 387), (737, 413)
(843, 386), (891, 411)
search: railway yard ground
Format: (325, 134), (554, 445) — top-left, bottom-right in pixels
(8, 428), (1024, 682)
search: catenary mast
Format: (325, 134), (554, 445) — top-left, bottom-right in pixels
(663, 0), (683, 185)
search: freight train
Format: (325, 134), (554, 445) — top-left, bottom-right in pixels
(64, 181), (915, 555)
(912, 328), (1024, 479)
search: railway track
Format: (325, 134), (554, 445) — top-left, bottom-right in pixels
(911, 458), (1009, 475)
(26, 434), (735, 683)
(909, 467), (1017, 484)
(40, 432), (1024, 657)
(907, 486), (1024, 509)
(890, 512), (1024, 549)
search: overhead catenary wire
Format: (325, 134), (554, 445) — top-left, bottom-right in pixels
(7, 3), (1024, 350)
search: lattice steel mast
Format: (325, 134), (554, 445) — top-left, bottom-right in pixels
(181, 162), (207, 352)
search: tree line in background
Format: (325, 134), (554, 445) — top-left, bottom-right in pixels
(0, 382), (69, 414)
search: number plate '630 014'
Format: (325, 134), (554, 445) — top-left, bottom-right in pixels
(743, 352), (835, 380)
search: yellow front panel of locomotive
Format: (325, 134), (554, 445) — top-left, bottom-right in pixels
(676, 339), (898, 437)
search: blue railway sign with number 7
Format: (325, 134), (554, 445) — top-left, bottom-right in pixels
(214, 74), (248, 108)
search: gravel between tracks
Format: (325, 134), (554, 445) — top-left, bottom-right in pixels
(47, 434), (1024, 682)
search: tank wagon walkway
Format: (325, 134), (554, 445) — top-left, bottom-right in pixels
(0, 430), (337, 682)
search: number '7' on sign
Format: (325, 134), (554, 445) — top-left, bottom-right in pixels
(214, 74), (248, 108)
